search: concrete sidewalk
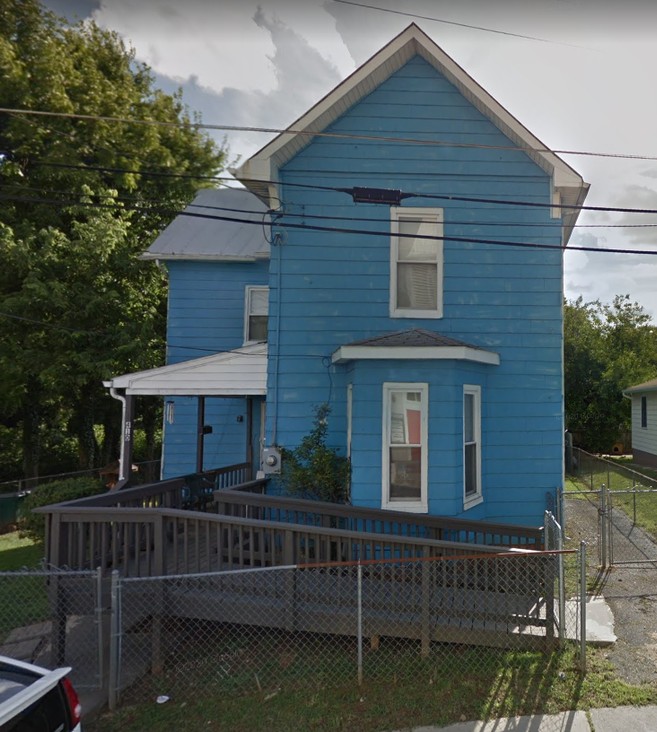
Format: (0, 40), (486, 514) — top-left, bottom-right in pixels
(393, 705), (657, 731)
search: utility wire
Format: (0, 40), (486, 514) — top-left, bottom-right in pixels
(4, 168), (657, 215)
(3, 192), (657, 256)
(4, 182), (656, 229)
(331, 0), (586, 48)
(1, 106), (656, 161)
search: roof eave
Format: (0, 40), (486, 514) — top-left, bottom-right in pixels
(332, 344), (500, 365)
(234, 23), (588, 213)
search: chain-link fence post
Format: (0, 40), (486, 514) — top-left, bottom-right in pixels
(579, 542), (587, 673)
(108, 569), (121, 711)
(599, 484), (608, 568)
(357, 561), (363, 686)
(95, 566), (104, 689)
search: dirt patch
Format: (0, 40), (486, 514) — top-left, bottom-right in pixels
(565, 495), (657, 685)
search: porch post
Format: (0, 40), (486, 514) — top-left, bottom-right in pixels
(196, 396), (206, 473)
(109, 388), (134, 490)
(246, 396), (253, 473)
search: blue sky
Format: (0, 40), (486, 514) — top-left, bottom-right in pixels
(43, 0), (657, 317)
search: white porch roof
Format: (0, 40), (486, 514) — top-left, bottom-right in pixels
(103, 344), (268, 396)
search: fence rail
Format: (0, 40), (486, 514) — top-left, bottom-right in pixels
(565, 449), (657, 567)
(216, 487), (544, 548)
(0, 545), (586, 717)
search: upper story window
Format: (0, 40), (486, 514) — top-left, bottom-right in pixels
(244, 286), (269, 344)
(641, 396), (648, 428)
(390, 207), (443, 318)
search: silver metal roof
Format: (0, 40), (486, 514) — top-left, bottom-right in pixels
(103, 344), (268, 396)
(623, 377), (657, 395)
(142, 188), (271, 261)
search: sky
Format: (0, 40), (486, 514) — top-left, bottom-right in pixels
(45, 0), (657, 318)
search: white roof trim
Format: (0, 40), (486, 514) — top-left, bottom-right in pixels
(104, 344), (267, 396)
(235, 23), (587, 244)
(332, 344), (500, 366)
(140, 252), (269, 263)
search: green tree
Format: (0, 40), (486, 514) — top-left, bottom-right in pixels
(564, 295), (657, 452)
(0, 0), (226, 481)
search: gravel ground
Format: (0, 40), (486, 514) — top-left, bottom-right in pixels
(564, 495), (657, 685)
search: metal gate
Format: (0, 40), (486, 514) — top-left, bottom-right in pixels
(564, 448), (657, 568)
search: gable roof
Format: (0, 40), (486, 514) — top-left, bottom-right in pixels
(332, 328), (500, 365)
(142, 188), (270, 262)
(623, 377), (657, 396)
(103, 344), (267, 396)
(235, 23), (588, 244)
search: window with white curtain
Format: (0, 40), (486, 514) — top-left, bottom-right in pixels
(244, 286), (269, 343)
(390, 208), (443, 318)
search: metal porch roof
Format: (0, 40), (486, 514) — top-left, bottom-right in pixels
(103, 344), (267, 396)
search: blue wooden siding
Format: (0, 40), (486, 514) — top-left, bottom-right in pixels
(161, 259), (268, 478)
(267, 55), (564, 525)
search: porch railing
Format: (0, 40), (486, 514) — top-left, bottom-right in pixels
(35, 503), (530, 578)
(215, 483), (544, 548)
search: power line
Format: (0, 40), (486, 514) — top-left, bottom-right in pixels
(2, 191), (657, 256)
(5, 182), (656, 230)
(331, 0), (586, 48)
(5, 167), (657, 215)
(2, 106), (656, 161)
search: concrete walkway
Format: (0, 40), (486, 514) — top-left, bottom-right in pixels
(392, 705), (657, 731)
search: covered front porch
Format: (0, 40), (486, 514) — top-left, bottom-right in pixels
(103, 344), (267, 489)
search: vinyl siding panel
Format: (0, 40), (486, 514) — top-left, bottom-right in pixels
(161, 259), (268, 478)
(631, 392), (657, 457)
(267, 55), (565, 526)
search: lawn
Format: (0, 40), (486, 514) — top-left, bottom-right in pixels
(86, 644), (657, 732)
(0, 532), (48, 643)
(0, 531), (44, 571)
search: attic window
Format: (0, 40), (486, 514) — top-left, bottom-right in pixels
(244, 286), (269, 343)
(390, 207), (443, 319)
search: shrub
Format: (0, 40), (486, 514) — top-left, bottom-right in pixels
(280, 404), (350, 503)
(18, 477), (105, 543)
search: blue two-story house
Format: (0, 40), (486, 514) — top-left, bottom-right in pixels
(106, 24), (588, 526)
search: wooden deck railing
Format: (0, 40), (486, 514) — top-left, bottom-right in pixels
(36, 463), (543, 576)
(36, 463), (251, 570)
(36, 503), (520, 577)
(215, 483), (544, 548)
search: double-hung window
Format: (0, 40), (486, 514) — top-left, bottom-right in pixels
(244, 286), (269, 344)
(463, 385), (482, 508)
(382, 383), (428, 512)
(641, 396), (648, 429)
(390, 207), (443, 318)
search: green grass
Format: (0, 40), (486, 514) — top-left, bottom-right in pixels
(86, 645), (657, 732)
(0, 532), (48, 642)
(0, 531), (44, 570)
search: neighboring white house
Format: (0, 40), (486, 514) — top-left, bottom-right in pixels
(623, 378), (657, 468)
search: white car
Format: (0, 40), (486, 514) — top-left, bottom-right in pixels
(0, 654), (82, 731)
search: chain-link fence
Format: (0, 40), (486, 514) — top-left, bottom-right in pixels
(0, 568), (103, 690)
(566, 449), (657, 566)
(110, 546), (586, 709)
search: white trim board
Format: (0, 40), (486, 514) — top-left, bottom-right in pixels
(332, 345), (500, 366)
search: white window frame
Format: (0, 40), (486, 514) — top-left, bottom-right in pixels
(390, 207), (444, 319)
(382, 382), (428, 513)
(463, 384), (483, 509)
(243, 285), (269, 345)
